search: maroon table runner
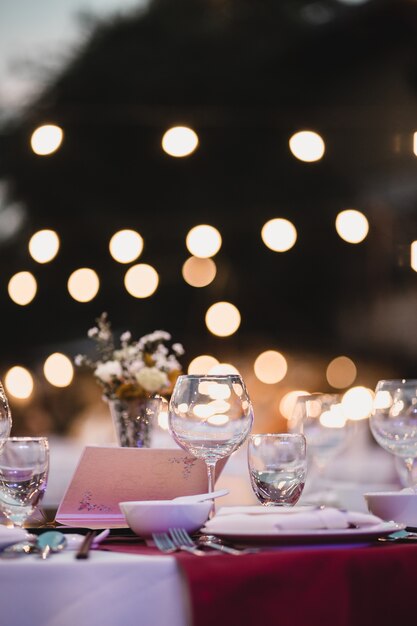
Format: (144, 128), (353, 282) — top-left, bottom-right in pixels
(100, 539), (417, 626)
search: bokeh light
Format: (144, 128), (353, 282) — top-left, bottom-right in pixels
(67, 268), (100, 302)
(8, 271), (37, 305)
(182, 256), (217, 287)
(279, 390), (310, 420)
(43, 353), (74, 387)
(326, 356), (357, 389)
(335, 209), (369, 244)
(162, 126), (199, 157)
(28, 229), (60, 263)
(208, 363), (240, 375)
(30, 124), (63, 155)
(411, 241), (417, 272)
(188, 355), (220, 374)
(5, 366), (34, 400)
(254, 350), (288, 384)
(289, 130), (325, 162)
(205, 301), (241, 337)
(261, 218), (297, 252)
(342, 386), (374, 421)
(124, 263), (159, 298)
(185, 225), (222, 258)
(158, 410), (169, 430)
(109, 229), (144, 264)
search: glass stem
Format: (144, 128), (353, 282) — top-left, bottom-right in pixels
(206, 461), (217, 518)
(405, 458), (415, 489)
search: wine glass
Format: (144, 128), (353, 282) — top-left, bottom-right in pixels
(290, 393), (350, 504)
(248, 433), (307, 506)
(0, 437), (49, 527)
(0, 381), (12, 451)
(370, 379), (417, 488)
(290, 393), (350, 471)
(168, 374), (254, 500)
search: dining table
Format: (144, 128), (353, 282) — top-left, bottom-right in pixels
(2, 527), (417, 626)
(0, 430), (408, 626)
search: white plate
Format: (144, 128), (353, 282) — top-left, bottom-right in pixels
(0, 527), (29, 548)
(202, 521), (405, 544)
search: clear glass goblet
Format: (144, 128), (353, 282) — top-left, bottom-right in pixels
(0, 381), (12, 451)
(290, 393), (349, 473)
(168, 374), (254, 499)
(370, 379), (417, 488)
(0, 437), (49, 527)
(248, 433), (307, 506)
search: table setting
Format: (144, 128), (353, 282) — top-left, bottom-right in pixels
(1, 321), (417, 626)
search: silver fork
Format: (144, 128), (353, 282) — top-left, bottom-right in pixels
(168, 528), (206, 556)
(174, 528), (254, 555)
(152, 533), (178, 554)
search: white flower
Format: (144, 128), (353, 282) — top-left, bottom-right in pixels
(94, 360), (123, 383)
(135, 366), (169, 393)
(130, 359), (145, 373)
(88, 327), (99, 338)
(120, 331), (131, 343)
(74, 354), (84, 366)
(172, 343), (185, 356)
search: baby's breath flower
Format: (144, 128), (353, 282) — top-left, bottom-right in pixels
(74, 313), (184, 400)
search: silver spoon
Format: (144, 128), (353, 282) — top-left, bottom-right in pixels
(37, 531), (67, 559)
(198, 534), (259, 554)
(1, 537), (37, 558)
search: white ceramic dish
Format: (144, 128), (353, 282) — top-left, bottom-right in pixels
(201, 521), (404, 544)
(364, 491), (417, 526)
(119, 500), (212, 537)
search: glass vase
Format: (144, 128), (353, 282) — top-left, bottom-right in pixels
(108, 396), (161, 448)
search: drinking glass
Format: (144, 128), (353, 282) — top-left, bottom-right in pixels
(0, 437), (49, 527)
(168, 374), (254, 496)
(0, 381), (12, 451)
(370, 379), (417, 487)
(290, 393), (349, 473)
(248, 433), (307, 506)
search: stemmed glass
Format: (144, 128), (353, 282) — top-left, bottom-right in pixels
(370, 379), (417, 488)
(168, 374), (254, 499)
(290, 393), (350, 503)
(0, 437), (49, 527)
(0, 381), (12, 450)
(290, 393), (350, 473)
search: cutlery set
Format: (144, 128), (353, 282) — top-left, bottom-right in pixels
(152, 528), (255, 555)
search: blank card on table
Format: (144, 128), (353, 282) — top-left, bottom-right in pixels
(55, 446), (224, 529)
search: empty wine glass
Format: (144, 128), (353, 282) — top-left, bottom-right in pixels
(290, 393), (350, 473)
(370, 379), (417, 488)
(248, 433), (307, 506)
(168, 374), (254, 500)
(0, 437), (49, 527)
(0, 381), (12, 451)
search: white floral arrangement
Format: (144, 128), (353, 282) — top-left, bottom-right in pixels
(75, 312), (184, 400)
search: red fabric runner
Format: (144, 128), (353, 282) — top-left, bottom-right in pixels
(100, 539), (417, 626)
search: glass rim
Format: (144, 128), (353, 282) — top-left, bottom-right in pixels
(295, 393), (343, 401)
(3, 437), (48, 442)
(176, 374), (242, 381)
(249, 433), (305, 439)
(377, 379), (417, 385)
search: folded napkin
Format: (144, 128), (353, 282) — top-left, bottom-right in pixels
(0, 524), (29, 547)
(203, 505), (383, 534)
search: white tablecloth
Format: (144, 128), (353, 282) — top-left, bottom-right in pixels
(0, 550), (189, 626)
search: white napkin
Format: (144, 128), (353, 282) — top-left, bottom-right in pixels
(0, 525), (29, 547)
(203, 506), (383, 534)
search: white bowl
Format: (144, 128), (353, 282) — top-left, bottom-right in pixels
(364, 491), (417, 526)
(119, 500), (212, 537)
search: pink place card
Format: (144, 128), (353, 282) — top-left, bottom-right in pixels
(55, 446), (225, 528)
